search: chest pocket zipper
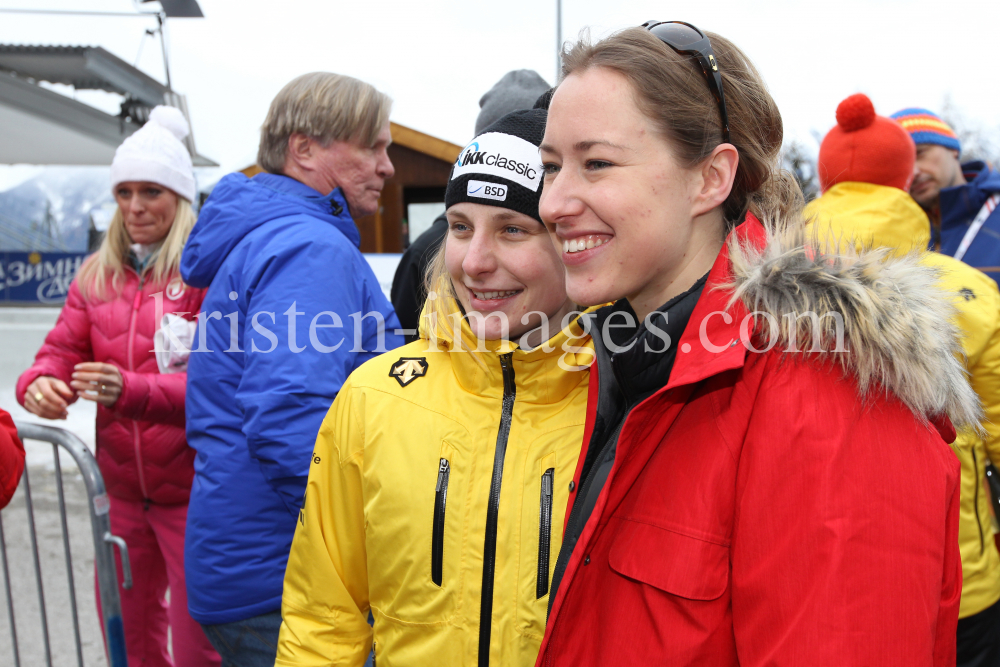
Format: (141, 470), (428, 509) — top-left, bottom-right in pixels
(537, 467), (555, 598)
(432, 458), (451, 586)
(972, 449), (985, 554)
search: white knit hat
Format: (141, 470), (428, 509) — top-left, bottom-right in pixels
(110, 105), (196, 202)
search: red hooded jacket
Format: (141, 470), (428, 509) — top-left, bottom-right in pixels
(17, 266), (204, 505)
(0, 408), (25, 508)
(538, 217), (966, 667)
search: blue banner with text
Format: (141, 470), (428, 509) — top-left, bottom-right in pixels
(0, 252), (88, 304)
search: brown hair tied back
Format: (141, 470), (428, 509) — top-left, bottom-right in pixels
(560, 28), (803, 230)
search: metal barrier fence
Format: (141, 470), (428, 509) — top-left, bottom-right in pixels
(1, 422), (131, 667)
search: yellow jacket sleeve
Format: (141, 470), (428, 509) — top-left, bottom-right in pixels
(275, 384), (372, 666)
(969, 288), (1000, 465)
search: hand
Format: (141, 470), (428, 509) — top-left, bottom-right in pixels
(72, 362), (123, 407)
(24, 376), (72, 420)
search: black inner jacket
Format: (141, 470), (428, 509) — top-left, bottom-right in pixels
(547, 273), (708, 614)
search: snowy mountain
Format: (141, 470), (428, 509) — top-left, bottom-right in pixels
(0, 167), (112, 252)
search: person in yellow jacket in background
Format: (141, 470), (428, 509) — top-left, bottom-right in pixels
(276, 109), (595, 667)
(806, 93), (1000, 666)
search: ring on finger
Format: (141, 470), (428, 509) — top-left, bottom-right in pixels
(100, 383), (106, 395)
(34, 391), (44, 402)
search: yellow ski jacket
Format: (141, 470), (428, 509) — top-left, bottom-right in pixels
(275, 304), (595, 666)
(807, 181), (1000, 618)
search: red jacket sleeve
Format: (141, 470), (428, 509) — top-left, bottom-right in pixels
(0, 409), (25, 508)
(113, 370), (187, 427)
(730, 356), (962, 667)
(16, 279), (92, 406)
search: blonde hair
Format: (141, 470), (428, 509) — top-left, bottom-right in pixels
(421, 239), (459, 342)
(257, 72), (393, 174)
(77, 198), (195, 301)
(561, 28), (803, 230)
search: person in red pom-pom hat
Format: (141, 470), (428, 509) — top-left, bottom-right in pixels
(809, 94), (1000, 667)
(817, 93), (916, 192)
(808, 92), (926, 251)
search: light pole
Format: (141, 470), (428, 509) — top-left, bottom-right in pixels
(0, 2), (204, 93)
(556, 0), (562, 82)
(139, 0), (205, 92)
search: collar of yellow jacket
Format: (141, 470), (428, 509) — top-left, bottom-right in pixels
(416, 283), (597, 403)
(804, 181), (931, 257)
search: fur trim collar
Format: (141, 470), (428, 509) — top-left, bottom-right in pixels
(726, 226), (982, 430)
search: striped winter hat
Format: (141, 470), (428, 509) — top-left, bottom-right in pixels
(890, 108), (961, 154)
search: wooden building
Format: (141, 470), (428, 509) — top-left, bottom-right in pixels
(241, 122), (462, 254)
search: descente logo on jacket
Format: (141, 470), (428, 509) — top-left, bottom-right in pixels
(452, 132), (543, 191)
(389, 357), (428, 387)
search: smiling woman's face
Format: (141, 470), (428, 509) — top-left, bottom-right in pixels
(539, 67), (711, 312)
(114, 181), (179, 245)
(445, 201), (574, 341)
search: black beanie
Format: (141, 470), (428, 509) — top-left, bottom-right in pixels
(445, 109), (547, 222)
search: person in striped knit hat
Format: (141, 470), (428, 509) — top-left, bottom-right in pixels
(892, 107), (1000, 287)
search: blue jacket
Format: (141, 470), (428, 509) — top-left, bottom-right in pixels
(181, 173), (403, 624)
(937, 161), (1000, 286)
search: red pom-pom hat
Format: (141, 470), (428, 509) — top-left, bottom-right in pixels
(818, 93), (916, 192)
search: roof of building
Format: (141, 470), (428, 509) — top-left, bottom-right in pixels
(389, 122), (462, 163)
(0, 44), (216, 166)
(234, 122), (462, 181)
(0, 45), (170, 106)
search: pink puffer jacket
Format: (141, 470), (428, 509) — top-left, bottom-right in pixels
(17, 264), (205, 505)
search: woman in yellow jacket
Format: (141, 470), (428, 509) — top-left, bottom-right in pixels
(275, 110), (594, 667)
(807, 94), (1000, 664)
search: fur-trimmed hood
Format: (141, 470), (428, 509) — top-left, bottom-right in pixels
(726, 224), (982, 430)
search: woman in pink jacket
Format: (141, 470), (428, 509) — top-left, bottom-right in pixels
(18, 106), (219, 667)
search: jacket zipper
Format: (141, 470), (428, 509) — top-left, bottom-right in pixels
(126, 274), (150, 502)
(972, 448), (985, 554)
(547, 415), (626, 623)
(986, 463), (1000, 524)
(431, 458), (451, 586)
(478, 352), (516, 667)
(547, 348), (640, 628)
(536, 467), (554, 599)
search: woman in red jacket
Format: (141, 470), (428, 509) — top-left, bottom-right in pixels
(536, 23), (973, 666)
(18, 107), (218, 667)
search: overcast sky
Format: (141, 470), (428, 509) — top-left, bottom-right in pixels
(1, 0), (998, 189)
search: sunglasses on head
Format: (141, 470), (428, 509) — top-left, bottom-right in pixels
(641, 20), (731, 144)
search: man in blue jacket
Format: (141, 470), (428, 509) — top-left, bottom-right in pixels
(181, 72), (403, 665)
(893, 108), (1000, 286)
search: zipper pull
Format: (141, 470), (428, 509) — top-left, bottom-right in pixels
(542, 471), (552, 497)
(436, 459), (450, 492)
(133, 276), (145, 310)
